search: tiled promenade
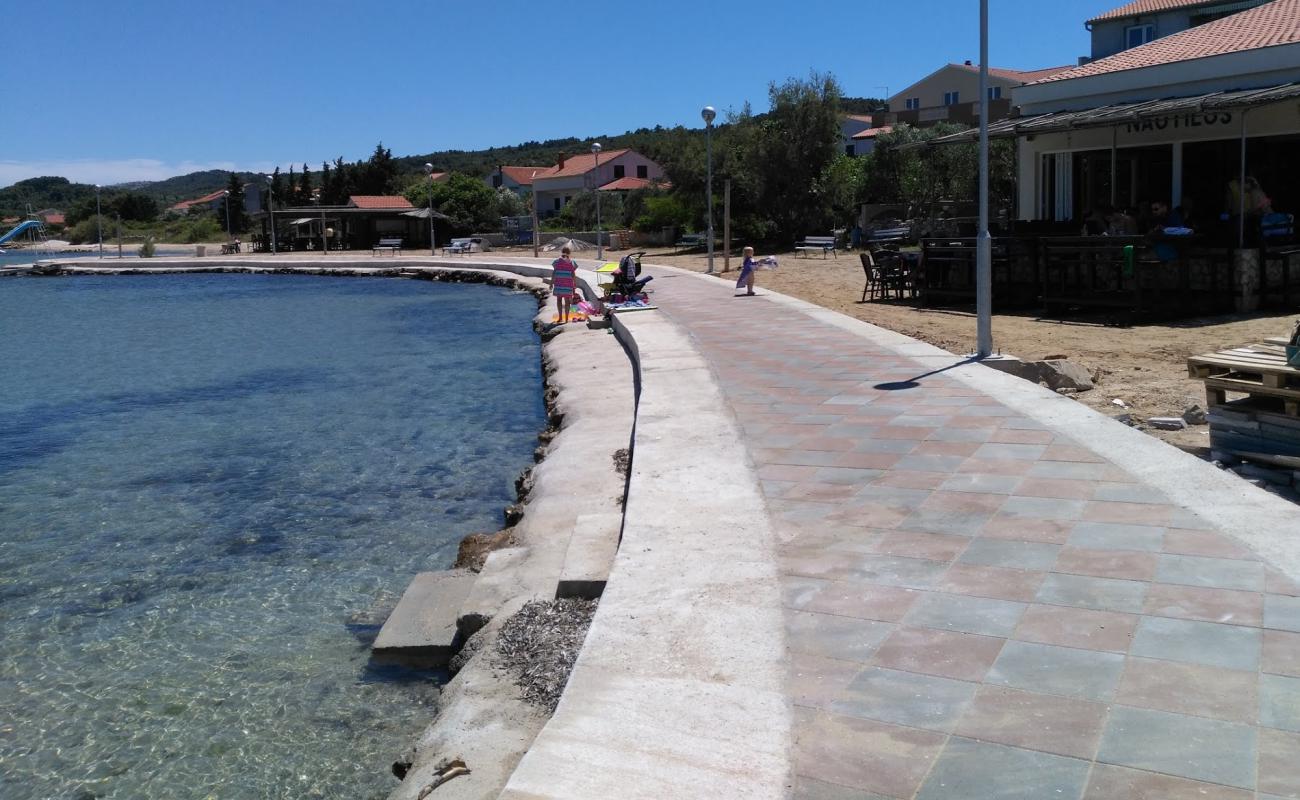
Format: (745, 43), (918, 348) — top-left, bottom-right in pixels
(653, 272), (1300, 800)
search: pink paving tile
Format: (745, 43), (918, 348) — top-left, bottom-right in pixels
(1082, 501), (1174, 526)
(793, 709), (947, 799)
(800, 580), (922, 623)
(871, 470), (949, 490)
(788, 652), (864, 708)
(912, 441), (982, 457)
(1053, 547), (1159, 582)
(872, 530), (970, 562)
(1161, 529), (1259, 561)
(1014, 478), (1097, 500)
(988, 428), (1056, 445)
(944, 415), (1002, 429)
(918, 490), (1008, 515)
(1142, 583), (1264, 627)
(784, 482), (864, 503)
(833, 452), (904, 470)
(867, 426), (931, 441)
(1013, 604), (1138, 653)
(871, 626), (1006, 681)
(1259, 727), (1300, 797)
(1268, 568), (1300, 597)
(796, 436), (857, 453)
(938, 564), (1047, 603)
(1114, 657), (1258, 723)
(982, 516), (1075, 544)
(1264, 630), (1300, 678)
(954, 685), (1109, 759)
(1040, 445), (1107, 463)
(1082, 763), (1253, 800)
(956, 457), (1036, 476)
(757, 464), (823, 482)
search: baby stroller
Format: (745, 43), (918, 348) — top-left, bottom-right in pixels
(609, 251), (653, 300)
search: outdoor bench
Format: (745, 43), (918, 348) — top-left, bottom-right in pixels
(674, 233), (708, 252)
(372, 238), (403, 255)
(795, 235), (837, 258)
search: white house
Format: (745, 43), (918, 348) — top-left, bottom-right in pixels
(530, 149), (665, 217)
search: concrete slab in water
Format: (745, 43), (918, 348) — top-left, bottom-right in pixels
(374, 569), (477, 666)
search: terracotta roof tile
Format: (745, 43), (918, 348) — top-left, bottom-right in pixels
(950, 63), (1077, 83)
(851, 125), (895, 140)
(1036, 0), (1300, 83)
(348, 195), (414, 209)
(169, 189), (228, 211)
(499, 166), (548, 186)
(1087, 0), (1229, 24)
(534, 149), (632, 180)
(597, 176), (658, 191)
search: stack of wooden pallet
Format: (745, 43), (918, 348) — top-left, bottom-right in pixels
(1188, 338), (1300, 468)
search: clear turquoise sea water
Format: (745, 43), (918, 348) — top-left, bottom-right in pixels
(0, 274), (544, 799)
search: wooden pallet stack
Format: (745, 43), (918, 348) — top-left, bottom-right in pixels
(1188, 338), (1300, 470)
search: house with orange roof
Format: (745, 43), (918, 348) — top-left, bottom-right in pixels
(881, 61), (1074, 130)
(169, 189), (230, 214)
(1086, 0), (1274, 60)
(529, 149), (665, 218)
(486, 165), (548, 197)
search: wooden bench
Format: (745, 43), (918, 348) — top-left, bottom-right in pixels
(220, 243), (237, 255)
(372, 238), (403, 256)
(795, 235), (837, 258)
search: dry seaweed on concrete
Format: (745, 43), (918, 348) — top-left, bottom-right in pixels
(612, 447), (630, 477)
(493, 599), (597, 712)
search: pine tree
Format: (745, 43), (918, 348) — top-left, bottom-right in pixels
(225, 172), (246, 233)
(287, 165), (299, 206)
(269, 167), (284, 211)
(320, 161), (333, 204)
(299, 163), (313, 204)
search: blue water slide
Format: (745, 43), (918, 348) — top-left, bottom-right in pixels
(0, 219), (42, 245)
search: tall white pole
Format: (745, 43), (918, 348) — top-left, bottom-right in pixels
(224, 190), (232, 243)
(95, 185), (103, 259)
(592, 143), (603, 260)
(976, 0), (993, 357)
(266, 176), (277, 255)
(702, 105), (716, 274)
(426, 163), (437, 255)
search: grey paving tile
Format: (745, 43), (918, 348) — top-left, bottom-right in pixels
(974, 443), (1049, 461)
(1068, 521), (1165, 552)
(855, 484), (932, 509)
(897, 507), (995, 537)
(1028, 461), (1111, 480)
(1266, 594), (1300, 632)
(961, 405), (1019, 417)
(927, 427), (994, 443)
(939, 473), (1022, 494)
(830, 666), (977, 732)
(915, 737), (1091, 800)
(1260, 673), (1300, 732)
(812, 466), (886, 485)
(1130, 616), (1261, 671)
(958, 539), (1061, 571)
(891, 415), (949, 428)
(1000, 418), (1051, 430)
(999, 496), (1087, 521)
(843, 554), (949, 589)
(986, 640), (1126, 701)
(786, 610), (895, 663)
(1155, 554), (1265, 592)
(1093, 483), (1169, 504)
(1096, 706), (1257, 790)
(1036, 573), (1148, 613)
(904, 592), (1026, 637)
(853, 437), (921, 454)
(894, 454), (967, 473)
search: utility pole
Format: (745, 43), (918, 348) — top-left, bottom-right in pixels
(724, 179), (732, 272)
(976, 0), (993, 357)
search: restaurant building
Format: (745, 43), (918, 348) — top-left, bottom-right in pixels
(983, 0), (1300, 239)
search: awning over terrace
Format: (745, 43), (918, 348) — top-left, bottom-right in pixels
(919, 82), (1300, 146)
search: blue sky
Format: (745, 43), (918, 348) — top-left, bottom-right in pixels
(3, 0), (1114, 187)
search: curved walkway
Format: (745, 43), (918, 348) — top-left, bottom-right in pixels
(649, 267), (1300, 800)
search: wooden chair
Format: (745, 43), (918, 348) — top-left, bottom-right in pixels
(859, 253), (884, 301)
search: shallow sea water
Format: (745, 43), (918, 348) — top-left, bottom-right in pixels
(0, 274), (544, 799)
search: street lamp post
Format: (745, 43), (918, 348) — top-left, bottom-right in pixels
(975, 0), (993, 357)
(223, 190), (232, 245)
(264, 175), (277, 255)
(425, 163), (437, 256)
(318, 195), (328, 255)
(702, 105), (716, 274)
(95, 184), (103, 259)
(591, 142), (603, 260)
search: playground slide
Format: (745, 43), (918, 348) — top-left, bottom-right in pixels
(0, 219), (42, 245)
